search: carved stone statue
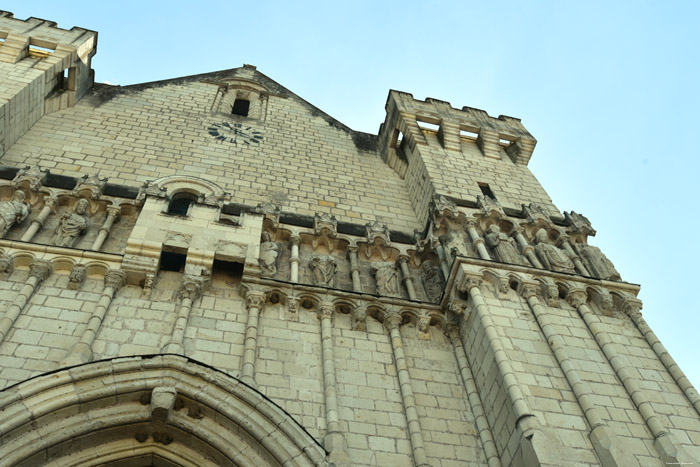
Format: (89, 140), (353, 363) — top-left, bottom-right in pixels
(578, 244), (621, 281)
(309, 255), (337, 287)
(53, 199), (90, 247)
(534, 229), (575, 274)
(439, 230), (472, 258)
(0, 190), (30, 238)
(485, 225), (525, 265)
(421, 261), (443, 303)
(258, 231), (279, 277)
(371, 262), (399, 296)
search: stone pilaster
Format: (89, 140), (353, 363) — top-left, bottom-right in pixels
(161, 276), (205, 355)
(241, 289), (266, 386)
(91, 206), (120, 251)
(0, 260), (52, 345)
(21, 197), (56, 242)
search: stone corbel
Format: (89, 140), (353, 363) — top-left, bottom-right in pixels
(364, 220), (392, 260)
(351, 304), (367, 331)
(417, 312), (431, 339)
(0, 253), (14, 276)
(312, 212), (337, 252)
(255, 202), (281, 230)
(430, 194), (459, 228)
(477, 195), (505, 219)
(68, 264), (87, 290)
(522, 202), (552, 225)
(589, 287), (614, 317)
(136, 180), (167, 205)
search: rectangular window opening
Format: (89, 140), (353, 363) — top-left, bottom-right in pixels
(211, 259), (244, 286)
(416, 119), (440, 134)
(478, 182), (496, 200)
(232, 99), (250, 117)
(28, 41), (55, 59)
(499, 138), (512, 147)
(160, 251), (187, 272)
(460, 129), (479, 141)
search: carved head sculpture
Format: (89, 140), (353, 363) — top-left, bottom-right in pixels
(75, 198), (90, 215)
(487, 224), (501, 234)
(261, 231), (272, 243)
(535, 228), (549, 244)
(12, 190), (26, 203)
(0, 254), (13, 273)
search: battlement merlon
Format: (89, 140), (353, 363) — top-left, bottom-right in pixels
(379, 90), (537, 165)
(0, 11), (97, 48)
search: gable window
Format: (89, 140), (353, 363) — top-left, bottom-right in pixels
(167, 192), (198, 216)
(232, 99), (250, 117)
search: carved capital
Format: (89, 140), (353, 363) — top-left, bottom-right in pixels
(566, 289), (588, 308)
(106, 206), (122, 218)
(290, 232), (301, 247)
(245, 291), (266, 310)
(621, 296), (643, 318)
(459, 274), (482, 293)
(520, 282), (540, 300)
(383, 310), (403, 331)
(178, 277), (204, 302)
(465, 217), (478, 229)
(42, 197), (58, 212)
(29, 260), (52, 281)
(317, 302), (334, 321)
(105, 269), (127, 291)
(347, 245), (358, 256)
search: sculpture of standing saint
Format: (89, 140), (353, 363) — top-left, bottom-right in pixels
(371, 262), (399, 296)
(258, 231), (279, 277)
(53, 199), (90, 248)
(0, 191), (30, 238)
(534, 229), (575, 274)
(309, 255), (337, 287)
(578, 244), (621, 281)
(485, 225), (525, 265)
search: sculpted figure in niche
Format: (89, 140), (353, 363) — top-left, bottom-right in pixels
(309, 255), (337, 287)
(440, 230), (472, 258)
(0, 191), (30, 238)
(485, 225), (525, 265)
(371, 262), (399, 296)
(534, 228), (575, 274)
(258, 231), (279, 277)
(421, 261), (443, 303)
(53, 199), (90, 248)
(579, 244), (621, 281)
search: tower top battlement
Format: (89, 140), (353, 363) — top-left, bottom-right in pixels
(0, 11), (96, 46)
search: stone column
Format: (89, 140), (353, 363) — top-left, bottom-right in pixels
(91, 206), (120, 251)
(558, 235), (590, 276)
(21, 197), (56, 242)
(466, 219), (490, 260)
(162, 277), (205, 354)
(61, 269), (126, 366)
(347, 246), (362, 293)
(567, 289), (692, 464)
(461, 274), (565, 465)
(447, 323), (501, 467)
(512, 227), (542, 268)
(289, 233), (301, 282)
(398, 256), (416, 300)
(0, 260), (52, 345)
(241, 290), (266, 385)
(622, 297), (700, 416)
(522, 284), (638, 467)
(435, 243), (451, 279)
(384, 310), (430, 467)
(318, 302), (351, 465)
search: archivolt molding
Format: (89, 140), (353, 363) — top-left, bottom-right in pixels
(145, 175), (229, 204)
(0, 355), (328, 467)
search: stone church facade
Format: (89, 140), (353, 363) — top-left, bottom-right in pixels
(0, 11), (698, 467)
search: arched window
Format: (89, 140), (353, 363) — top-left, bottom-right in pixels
(167, 192), (198, 216)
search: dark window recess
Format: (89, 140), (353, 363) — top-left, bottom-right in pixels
(160, 251), (187, 272)
(478, 183), (496, 200)
(212, 259), (244, 281)
(231, 99), (250, 117)
(167, 192), (198, 216)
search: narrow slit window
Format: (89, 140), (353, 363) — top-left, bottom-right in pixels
(232, 99), (250, 117)
(478, 183), (496, 200)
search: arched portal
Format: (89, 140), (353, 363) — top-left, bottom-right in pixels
(0, 355), (328, 466)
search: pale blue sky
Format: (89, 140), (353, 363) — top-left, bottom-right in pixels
(4, 1), (699, 389)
